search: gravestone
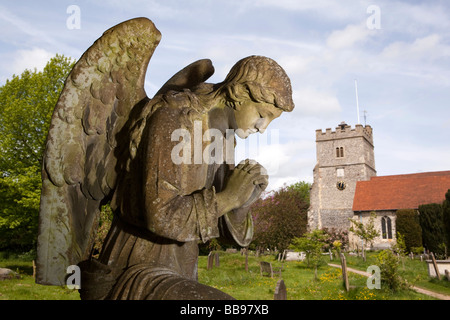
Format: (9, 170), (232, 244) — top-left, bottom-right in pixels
(0, 268), (20, 280)
(431, 252), (441, 280)
(284, 251), (305, 261)
(278, 250), (287, 262)
(260, 261), (273, 277)
(260, 261), (281, 278)
(214, 252), (220, 267)
(32, 260), (36, 278)
(445, 269), (450, 282)
(274, 279), (287, 300)
(244, 248), (249, 272)
(207, 252), (215, 270)
(340, 253), (349, 292)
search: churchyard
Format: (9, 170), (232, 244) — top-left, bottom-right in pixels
(198, 250), (450, 300)
(2, 249), (448, 300)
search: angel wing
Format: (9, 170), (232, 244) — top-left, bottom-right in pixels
(154, 58), (215, 96)
(35, 17), (161, 286)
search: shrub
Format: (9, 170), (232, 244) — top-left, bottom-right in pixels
(377, 249), (407, 292)
(443, 190), (450, 251)
(418, 203), (446, 256)
(290, 230), (327, 268)
(395, 209), (422, 253)
(251, 182), (309, 252)
(322, 228), (349, 252)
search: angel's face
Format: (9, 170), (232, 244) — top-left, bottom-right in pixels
(233, 101), (282, 139)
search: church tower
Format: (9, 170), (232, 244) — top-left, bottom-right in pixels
(308, 122), (376, 232)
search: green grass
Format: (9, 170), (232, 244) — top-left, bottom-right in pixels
(1, 250), (448, 300)
(0, 252), (79, 300)
(344, 251), (450, 297)
(197, 251), (444, 300)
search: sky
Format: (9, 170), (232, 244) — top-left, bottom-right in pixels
(1, 0), (449, 191)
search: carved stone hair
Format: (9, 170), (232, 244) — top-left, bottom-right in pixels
(219, 55), (295, 112)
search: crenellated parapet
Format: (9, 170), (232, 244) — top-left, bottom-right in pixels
(316, 122), (373, 146)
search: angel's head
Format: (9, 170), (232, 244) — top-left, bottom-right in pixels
(218, 56), (294, 139)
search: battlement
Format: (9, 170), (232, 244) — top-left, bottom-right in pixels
(316, 122), (373, 144)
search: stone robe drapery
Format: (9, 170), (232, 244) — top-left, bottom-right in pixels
(79, 90), (253, 300)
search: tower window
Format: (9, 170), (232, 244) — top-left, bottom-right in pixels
(336, 147), (344, 158)
(381, 216), (392, 239)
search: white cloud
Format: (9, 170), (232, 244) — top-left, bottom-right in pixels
(382, 1), (450, 36)
(11, 48), (54, 75)
(381, 34), (449, 62)
(376, 131), (450, 177)
(369, 33), (450, 84)
(326, 23), (373, 50)
(292, 87), (342, 118)
(234, 131), (315, 191)
(250, 0), (358, 22)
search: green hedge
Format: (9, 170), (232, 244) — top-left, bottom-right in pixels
(395, 209), (422, 253)
(418, 203), (446, 256)
(443, 190), (450, 251)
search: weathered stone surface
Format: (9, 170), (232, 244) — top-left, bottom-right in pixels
(0, 268), (20, 280)
(274, 279), (287, 300)
(35, 17), (294, 300)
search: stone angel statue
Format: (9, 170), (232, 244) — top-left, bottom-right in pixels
(35, 17), (294, 300)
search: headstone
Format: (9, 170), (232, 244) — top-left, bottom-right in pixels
(260, 261), (281, 278)
(260, 261), (273, 277)
(274, 279), (287, 300)
(207, 252), (214, 270)
(340, 253), (349, 292)
(445, 269), (450, 282)
(431, 252), (441, 280)
(284, 251), (305, 261)
(245, 249), (249, 272)
(0, 268), (20, 280)
(214, 252), (220, 267)
(32, 260), (36, 278)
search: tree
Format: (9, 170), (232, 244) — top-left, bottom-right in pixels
(290, 229), (327, 280)
(0, 54), (75, 251)
(0, 169), (41, 250)
(418, 203), (446, 257)
(392, 232), (407, 270)
(349, 212), (380, 261)
(250, 181), (310, 252)
(443, 190), (450, 253)
(395, 209), (422, 253)
(377, 249), (407, 292)
(322, 227), (349, 253)
(0, 54), (74, 175)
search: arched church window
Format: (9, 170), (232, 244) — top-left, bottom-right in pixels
(381, 216), (392, 239)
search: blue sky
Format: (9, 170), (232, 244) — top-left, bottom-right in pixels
(1, 0), (449, 191)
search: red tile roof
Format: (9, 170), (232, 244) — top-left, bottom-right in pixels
(352, 171), (450, 212)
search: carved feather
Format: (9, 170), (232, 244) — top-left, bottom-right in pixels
(36, 18), (161, 285)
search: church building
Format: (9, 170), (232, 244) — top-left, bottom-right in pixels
(307, 121), (450, 250)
